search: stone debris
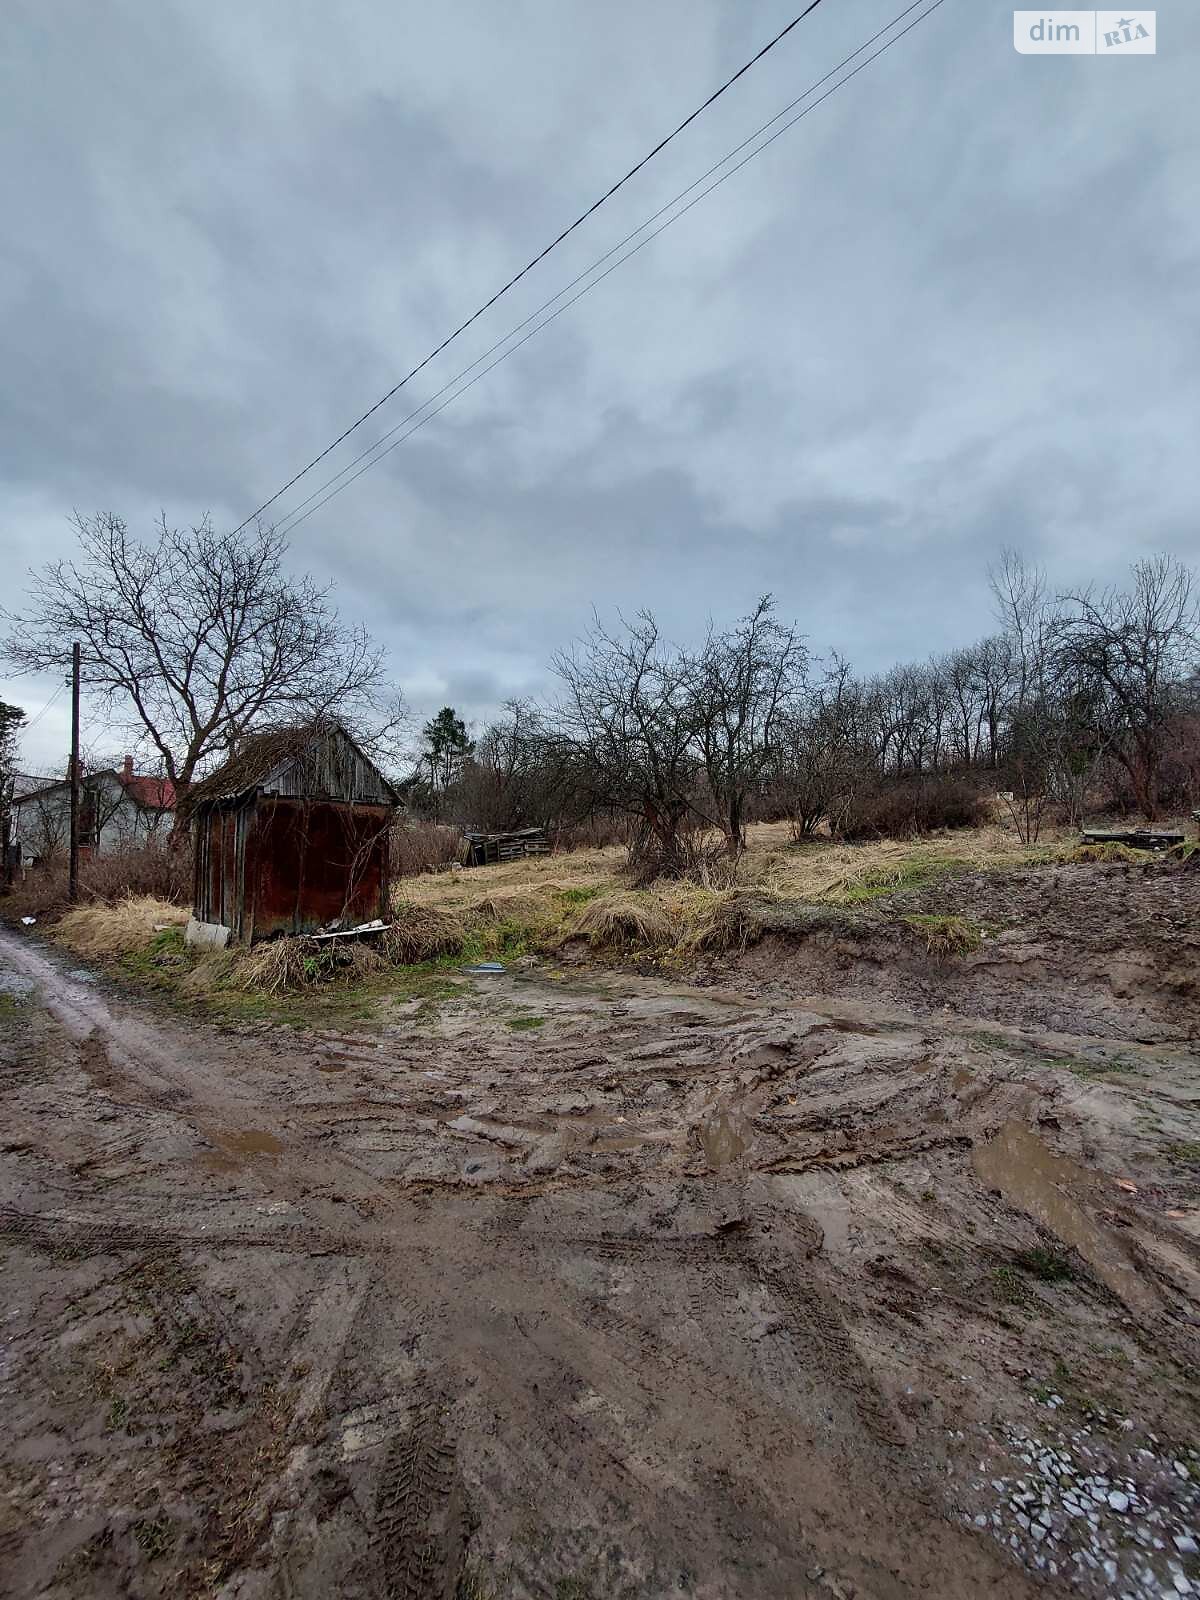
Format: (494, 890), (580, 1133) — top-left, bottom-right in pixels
(958, 1415), (1200, 1599)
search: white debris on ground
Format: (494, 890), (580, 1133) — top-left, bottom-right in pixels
(957, 1399), (1200, 1597)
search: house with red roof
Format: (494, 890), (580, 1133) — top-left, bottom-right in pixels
(11, 755), (176, 867)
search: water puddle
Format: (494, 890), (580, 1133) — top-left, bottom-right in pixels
(972, 1121), (1156, 1314)
(212, 1128), (285, 1158)
(699, 1107), (749, 1170)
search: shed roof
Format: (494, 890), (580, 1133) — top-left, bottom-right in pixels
(188, 722), (398, 808)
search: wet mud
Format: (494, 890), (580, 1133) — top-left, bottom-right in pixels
(1, 889), (1198, 1599)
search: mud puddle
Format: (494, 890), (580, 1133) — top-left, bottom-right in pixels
(972, 1120), (1157, 1313)
(211, 1127), (285, 1158)
(699, 1105), (750, 1169)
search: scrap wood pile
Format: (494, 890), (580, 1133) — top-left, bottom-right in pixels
(463, 827), (550, 867)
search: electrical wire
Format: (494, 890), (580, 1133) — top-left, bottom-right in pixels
(19, 681), (66, 733)
(275, 0), (933, 538)
(273, 0), (947, 539)
(232, 0), (831, 534)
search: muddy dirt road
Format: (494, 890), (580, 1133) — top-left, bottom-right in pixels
(1, 927), (1198, 1599)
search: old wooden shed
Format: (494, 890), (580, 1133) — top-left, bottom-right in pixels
(188, 723), (398, 944)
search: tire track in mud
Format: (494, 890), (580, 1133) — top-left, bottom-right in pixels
(538, 1207), (906, 1453)
(373, 1385), (466, 1600)
(756, 1254), (907, 1448)
(760, 1128), (972, 1175)
(0, 1203), (372, 1260)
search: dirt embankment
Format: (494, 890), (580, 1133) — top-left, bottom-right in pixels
(1, 855), (1198, 1600)
(708, 860), (1200, 1043)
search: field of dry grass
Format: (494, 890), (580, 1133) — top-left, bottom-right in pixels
(39, 820), (1191, 995)
(399, 818), (1074, 944)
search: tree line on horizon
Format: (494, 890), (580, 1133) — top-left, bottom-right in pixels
(3, 513), (1198, 882)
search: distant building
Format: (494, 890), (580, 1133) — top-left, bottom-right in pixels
(187, 721), (397, 944)
(11, 756), (175, 867)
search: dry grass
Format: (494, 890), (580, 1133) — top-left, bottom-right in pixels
(234, 937), (324, 996)
(469, 891), (547, 924)
(53, 896), (189, 959)
(229, 936), (391, 995)
(1067, 840), (1155, 865)
(573, 892), (675, 950)
(678, 891), (771, 953)
(398, 850), (625, 912)
(382, 904), (468, 964)
(386, 819), (1079, 959)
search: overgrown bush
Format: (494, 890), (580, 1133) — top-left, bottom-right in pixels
(838, 778), (988, 841)
(4, 841), (192, 921)
(390, 820), (463, 878)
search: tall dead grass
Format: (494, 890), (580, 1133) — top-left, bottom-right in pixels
(572, 892), (675, 950)
(52, 895), (190, 958)
(390, 821), (463, 878)
(382, 904), (467, 964)
(5, 842), (192, 922)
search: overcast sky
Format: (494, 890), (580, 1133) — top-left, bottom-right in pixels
(3, 0), (1197, 774)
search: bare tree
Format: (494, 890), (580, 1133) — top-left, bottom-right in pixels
(552, 612), (704, 879)
(687, 597), (806, 853)
(459, 699), (568, 831)
(773, 654), (863, 838)
(3, 512), (403, 819)
(1056, 555), (1200, 819)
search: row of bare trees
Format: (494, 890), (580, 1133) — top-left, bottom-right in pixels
(4, 512), (1196, 878)
(422, 554), (1199, 864)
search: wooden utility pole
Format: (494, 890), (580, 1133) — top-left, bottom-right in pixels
(68, 641), (81, 903)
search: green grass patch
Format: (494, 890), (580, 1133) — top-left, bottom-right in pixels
(832, 854), (974, 904)
(902, 912), (983, 956)
(1063, 1056), (1138, 1081)
(505, 1014), (547, 1031)
(558, 886), (603, 906)
(132, 1518), (174, 1561)
(992, 1265), (1032, 1307)
(1014, 1246), (1073, 1282)
(0, 992), (23, 1017)
(1166, 1141), (1200, 1164)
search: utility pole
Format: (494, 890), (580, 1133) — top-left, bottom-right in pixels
(68, 641), (81, 903)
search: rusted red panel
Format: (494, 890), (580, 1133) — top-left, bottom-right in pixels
(248, 798), (391, 939)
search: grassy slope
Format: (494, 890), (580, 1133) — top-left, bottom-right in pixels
(32, 820), (1182, 1023)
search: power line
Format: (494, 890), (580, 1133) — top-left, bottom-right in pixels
(274, 0), (947, 539)
(275, 0), (934, 538)
(232, 0), (831, 535)
(20, 681), (67, 733)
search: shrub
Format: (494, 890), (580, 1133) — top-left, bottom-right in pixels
(550, 814), (630, 852)
(390, 821), (463, 879)
(838, 778), (988, 841)
(4, 841), (192, 921)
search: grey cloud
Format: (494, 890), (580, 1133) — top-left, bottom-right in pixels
(3, 0), (1199, 771)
